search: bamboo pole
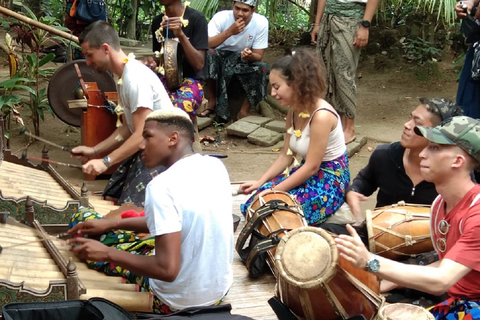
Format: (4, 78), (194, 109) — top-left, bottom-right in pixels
(0, 5), (79, 44)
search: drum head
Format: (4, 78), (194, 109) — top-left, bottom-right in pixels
(379, 303), (434, 320)
(275, 226), (338, 289)
(47, 60), (116, 127)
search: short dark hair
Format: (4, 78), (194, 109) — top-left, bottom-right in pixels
(146, 109), (194, 142)
(79, 21), (121, 51)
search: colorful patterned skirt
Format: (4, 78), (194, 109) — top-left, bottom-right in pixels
(69, 207), (178, 314)
(207, 49), (269, 123)
(102, 151), (165, 207)
(240, 152), (350, 226)
(429, 297), (480, 320)
(160, 76), (204, 121)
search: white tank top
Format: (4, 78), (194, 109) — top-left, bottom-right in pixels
(289, 107), (346, 161)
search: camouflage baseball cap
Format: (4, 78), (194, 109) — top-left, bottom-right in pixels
(235, 0), (257, 7)
(419, 98), (463, 122)
(414, 116), (480, 161)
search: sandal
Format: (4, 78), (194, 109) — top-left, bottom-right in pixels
(198, 108), (215, 117)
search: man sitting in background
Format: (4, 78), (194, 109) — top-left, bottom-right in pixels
(199, 0), (269, 123)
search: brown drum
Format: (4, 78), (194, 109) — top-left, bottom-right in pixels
(275, 226), (383, 320)
(240, 190), (307, 274)
(366, 202), (433, 260)
(376, 303), (434, 320)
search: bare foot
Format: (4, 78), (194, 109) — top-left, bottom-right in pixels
(343, 117), (356, 144)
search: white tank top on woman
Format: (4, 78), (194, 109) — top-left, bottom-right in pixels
(289, 106), (346, 161)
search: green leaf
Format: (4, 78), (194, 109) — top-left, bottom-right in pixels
(39, 53), (56, 67)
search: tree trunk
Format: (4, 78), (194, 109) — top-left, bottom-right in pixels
(125, 0), (138, 39)
(309, 0), (317, 24)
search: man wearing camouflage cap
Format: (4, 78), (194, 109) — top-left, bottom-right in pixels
(334, 115), (480, 319)
(199, 0), (269, 123)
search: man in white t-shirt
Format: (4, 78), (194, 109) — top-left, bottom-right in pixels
(69, 108), (234, 314)
(198, 0), (269, 123)
(71, 21), (174, 207)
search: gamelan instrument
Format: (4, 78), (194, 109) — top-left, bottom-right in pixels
(366, 202), (433, 260)
(0, 216), (152, 312)
(376, 303), (434, 320)
(235, 190), (307, 276)
(47, 59), (119, 180)
(275, 226), (383, 320)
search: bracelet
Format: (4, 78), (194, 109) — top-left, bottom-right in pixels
(314, 23), (320, 26)
(92, 146), (97, 156)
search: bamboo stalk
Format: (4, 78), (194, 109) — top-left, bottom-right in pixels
(0, 5), (79, 43)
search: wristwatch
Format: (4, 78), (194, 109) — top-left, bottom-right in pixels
(103, 156), (111, 168)
(366, 254), (380, 273)
(361, 20), (371, 28)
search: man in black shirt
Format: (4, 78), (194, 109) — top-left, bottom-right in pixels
(148, 0), (209, 118)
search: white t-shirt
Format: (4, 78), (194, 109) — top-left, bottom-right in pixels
(208, 10), (269, 52)
(117, 59), (174, 133)
(145, 154), (234, 310)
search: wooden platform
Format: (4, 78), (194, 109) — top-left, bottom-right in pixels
(226, 186), (277, 319)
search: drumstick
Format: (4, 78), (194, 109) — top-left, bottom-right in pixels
(25, 155), (83, 169)
(20, 128), (76, 154)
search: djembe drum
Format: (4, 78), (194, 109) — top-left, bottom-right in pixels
(275, 226), (383, 320)
(236, 190), (307, 276)
(376, 303), (434, 320)
(366, 202), (433, 260)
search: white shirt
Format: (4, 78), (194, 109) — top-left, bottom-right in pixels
(208, 10), (269, 52)
(117, 59), (174, 133)
(145, 154), (234, 309)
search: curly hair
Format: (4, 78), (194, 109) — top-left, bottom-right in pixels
(271, 48), (327, 110)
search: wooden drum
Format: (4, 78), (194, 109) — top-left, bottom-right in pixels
(244, 190), (307, 273)
(366, 202), (433, 260)
(275, 226), (383, 320)
(376, 303), (434, 320)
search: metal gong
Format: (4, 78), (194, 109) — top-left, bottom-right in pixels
(47, 59), (116, 127)
(163, 39), (183, 91)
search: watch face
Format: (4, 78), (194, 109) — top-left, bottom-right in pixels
(361, 20), (371, 27)
(368, 258), (380, 272)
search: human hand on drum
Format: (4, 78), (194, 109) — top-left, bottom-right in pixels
(68, 237), (112, 262)
(71, 146), (96, 163)
(68, 218), (117, 236)
(335, 224), (372, 270)
(161, 16), (185, 38)
(238, 181), (261, 194)
(346, 190), (369, 226)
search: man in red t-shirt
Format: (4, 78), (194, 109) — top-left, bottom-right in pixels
(335, 116), (480, 318)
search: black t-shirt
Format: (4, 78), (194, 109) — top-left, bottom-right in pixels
(152, 7), (208, 80)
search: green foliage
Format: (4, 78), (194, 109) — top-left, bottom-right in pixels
(190, 0), (219, 21)
(403, 37), (442, 64)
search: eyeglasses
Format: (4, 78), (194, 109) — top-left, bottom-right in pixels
(436, 219), (450, 252)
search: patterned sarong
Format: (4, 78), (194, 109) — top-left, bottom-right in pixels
(207, 49), (269, 122)
(160, 76), (204, 121)
(240, 152), (350, 225)
(429, 297), (480, 319)
(316, 14), (360, 119)
(102, 151), (165, 207)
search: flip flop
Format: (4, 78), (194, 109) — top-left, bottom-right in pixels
(198, 109), (215, 117)
(345, 136), (357, 145)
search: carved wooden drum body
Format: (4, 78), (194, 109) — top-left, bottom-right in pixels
(244, 190), (307, 274)
(275, 226), (383, 320)
(366, 202), (433, 260)
(376, 303), (434, 320)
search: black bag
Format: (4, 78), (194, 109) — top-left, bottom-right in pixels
(461, 12), (480, 44)
(76, 0), (107, 22)
(2, 297), (132, 320)
(136, 304), (256, 319)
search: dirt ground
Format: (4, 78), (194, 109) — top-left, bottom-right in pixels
(2, 41), (459, 211)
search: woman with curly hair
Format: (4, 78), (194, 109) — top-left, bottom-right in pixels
(239, 48), (350, 226)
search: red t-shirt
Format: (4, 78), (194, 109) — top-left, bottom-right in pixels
(430, 184), (480, 298)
